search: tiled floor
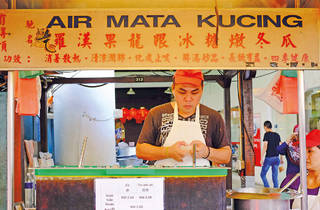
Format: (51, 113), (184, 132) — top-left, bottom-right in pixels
(231, 171), (264, 189)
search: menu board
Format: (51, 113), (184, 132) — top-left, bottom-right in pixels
(95, 178), (164, 210)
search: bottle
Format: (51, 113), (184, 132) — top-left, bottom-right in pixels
(31, 172), (36, 208)
(24, 173), (33, 208)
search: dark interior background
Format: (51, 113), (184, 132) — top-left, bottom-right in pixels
(116, 87), (172, 145)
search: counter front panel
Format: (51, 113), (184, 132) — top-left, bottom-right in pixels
(35, 166), (228, 210)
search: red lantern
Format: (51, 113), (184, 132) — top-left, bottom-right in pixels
(135, 111), (142, 124)
(135, 107), (149, 124)
(128, 108), (137, 121)
(120, 108), (129, 124)
(140, 107), (149, 121)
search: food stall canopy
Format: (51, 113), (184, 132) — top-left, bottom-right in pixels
(0, 8), (319, 70)
(2, 0), (320, 9)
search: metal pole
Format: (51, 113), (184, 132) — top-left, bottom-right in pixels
(8, 0), (16, 9)
(7, 72), (15, 210)
(40, 84), (48, 152)
(7, 2), (16, 210)
(224, 84), (232, 190)
(297, 70), (307, 210)
(295, 0), (307, 209)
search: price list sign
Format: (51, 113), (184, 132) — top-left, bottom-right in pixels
(95, 178), (164, 210)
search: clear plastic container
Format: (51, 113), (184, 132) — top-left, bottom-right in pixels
(24, 173), (33, 208)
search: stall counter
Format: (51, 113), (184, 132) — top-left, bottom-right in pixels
(35, 166), (229, 210)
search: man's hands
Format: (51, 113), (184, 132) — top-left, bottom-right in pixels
(167, 141), (188, 162)
(158, 140), (230, 164)
(190, 140), (209, 158)
(165, 140), (210, 161)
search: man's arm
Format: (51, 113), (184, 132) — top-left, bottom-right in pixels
(136, 141), (188, 162)
(261, 141), (268, 165)
(136, 143), (168, 161)
(205, 109), (231, 164)
(207, 145), (231, 164)
(189, 140), (231, 164)
(277, 141), (288, 155)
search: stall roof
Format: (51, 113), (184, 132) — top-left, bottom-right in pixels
(2, 0), (320, 9)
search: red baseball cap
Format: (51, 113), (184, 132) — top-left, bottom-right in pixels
(306, 129), (320, 147)
(173, 70), (204, 87)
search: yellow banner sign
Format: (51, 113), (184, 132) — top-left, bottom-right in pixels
(0, 8), (319, 70)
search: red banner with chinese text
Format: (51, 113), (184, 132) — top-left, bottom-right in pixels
(0, 8), (319, 70)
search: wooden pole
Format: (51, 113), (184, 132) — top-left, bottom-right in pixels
(240, 72), (255, 186)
